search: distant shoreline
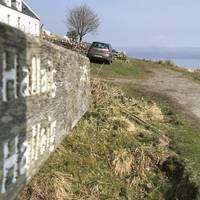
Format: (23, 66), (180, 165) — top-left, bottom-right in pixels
(119, 47), (200, 69)
(127, 56), (200, 70)
(128, 57), (200, 73)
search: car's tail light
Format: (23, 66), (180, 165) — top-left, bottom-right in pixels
(104, 48), (110, 53)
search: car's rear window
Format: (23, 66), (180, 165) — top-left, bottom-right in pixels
(92, 42), (109, 49)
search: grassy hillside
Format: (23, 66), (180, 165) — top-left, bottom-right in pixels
(18, 59), (200, 200)
(91, 59), (200, 82)
(90, 59), (156, 79)
(90, 59), (200, 199)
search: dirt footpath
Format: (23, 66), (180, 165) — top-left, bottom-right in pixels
(103, 68), (200, 126)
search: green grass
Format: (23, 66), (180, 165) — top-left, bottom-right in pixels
(91, 59), (200, 84)
(90, 59), (161, 79)
(163, 107), (200, 173)
(159, 106), (200, 199)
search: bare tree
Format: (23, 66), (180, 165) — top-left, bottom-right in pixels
(66, 4), (100, 43)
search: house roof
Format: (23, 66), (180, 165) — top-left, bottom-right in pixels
(0, 0), (40, 20)
(22, 1), (40, 20)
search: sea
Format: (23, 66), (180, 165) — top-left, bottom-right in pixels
(120, 47), (200, 69)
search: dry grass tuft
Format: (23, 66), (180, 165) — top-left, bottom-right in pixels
(113, 149), (134, 176)
(112, 117), (136, 133)
(128, 147), (156, 187)
(112, 146), (157, 186)
(17, 172), (73, 200)
(142, 102), (164, 122)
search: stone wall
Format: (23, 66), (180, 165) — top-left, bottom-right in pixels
(42, 30), (128, 61)
(0, 23), (90, 200)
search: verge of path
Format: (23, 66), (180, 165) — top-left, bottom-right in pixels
(95, 68), (200, 127)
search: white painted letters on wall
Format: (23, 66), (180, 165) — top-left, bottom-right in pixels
(1, 52), (57, 102)
(36, 57), (41, 94)
(31, 57), (37, 95)
(40, 69), (48, 93)
(0, 119), (57, 194)
(2, 52), (18, 102)
(49, 120), (56, 152)
(20, 66), (30, 97)
(31, 57), (41, 95)
(1, 136), (19, 194)
(50, 69), (56, 98)
(80, 65), (88, 84)
(19, 141), (30, 175)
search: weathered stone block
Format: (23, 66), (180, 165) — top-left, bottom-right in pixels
(0, 23), (90, 200)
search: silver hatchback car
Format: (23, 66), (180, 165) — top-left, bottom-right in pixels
(87, 42), (113, 64)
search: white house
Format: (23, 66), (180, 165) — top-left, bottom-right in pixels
(0, 0), (40, 36)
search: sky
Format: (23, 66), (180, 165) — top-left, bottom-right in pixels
(26, 0), (200, 48)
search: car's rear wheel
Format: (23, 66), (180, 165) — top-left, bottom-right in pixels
(106, 59), (112, 65)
